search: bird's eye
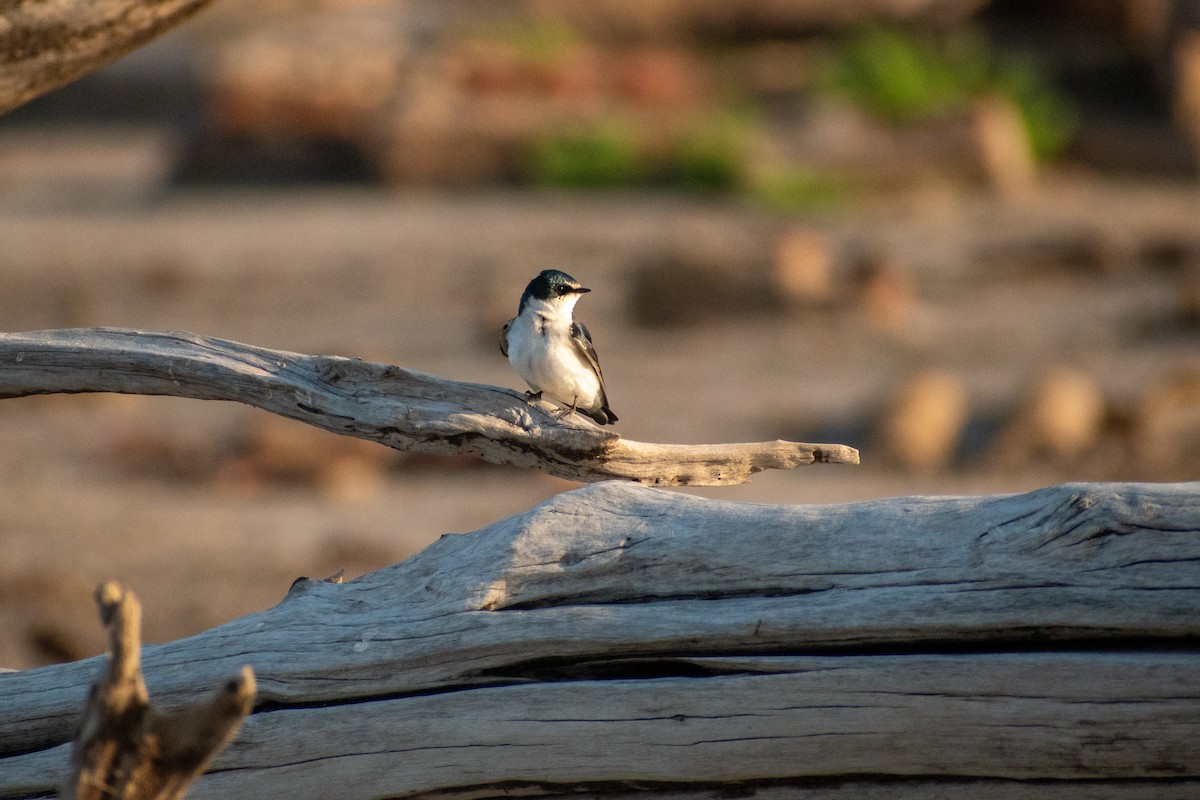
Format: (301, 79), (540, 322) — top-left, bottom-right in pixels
(557, 285), (571, 295)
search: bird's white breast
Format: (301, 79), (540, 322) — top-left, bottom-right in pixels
(506, 299), (602, 411)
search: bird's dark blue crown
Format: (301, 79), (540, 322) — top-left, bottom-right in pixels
(519, 269), (588, 313)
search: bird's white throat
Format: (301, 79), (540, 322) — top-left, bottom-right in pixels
(520, 293), (581, 331)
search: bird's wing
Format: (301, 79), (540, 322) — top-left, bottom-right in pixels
(499, 318), (513, 358)
(570, 320), (608, 392)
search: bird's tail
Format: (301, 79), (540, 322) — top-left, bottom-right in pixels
(587, 406), (618, 425)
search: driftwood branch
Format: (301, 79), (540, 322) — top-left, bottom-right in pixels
(64, 582), (254, 800)
(0, 328), (858, 486)
(1, 481), (1197, 798)
(0, 0), (215, 116)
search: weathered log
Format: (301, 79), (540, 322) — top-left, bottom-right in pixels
(0, 0), (216, 116)
(0, 328), (858, 485)
(1, 480), (1197, 798)
(63, 583), (254, 800)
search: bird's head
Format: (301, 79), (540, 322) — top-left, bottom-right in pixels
(520, 269), (591, 314)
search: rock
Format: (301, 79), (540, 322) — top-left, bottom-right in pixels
(1172, 29), (1200, 159)
(988, 367), (1106, 468)
(1025, 368), (1106, 459)
(876, 369), (970, 472)
(771, 228), (833, 306)
(972, 94), (1036, 196)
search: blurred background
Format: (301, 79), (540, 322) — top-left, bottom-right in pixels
(2, 0), (1199, 669)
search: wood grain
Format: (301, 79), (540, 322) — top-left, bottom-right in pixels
(0, 327), (858, 485)
(0, 0), (215, 115)
(63, 583), (254, 800)
(1, 481), (1196, 797)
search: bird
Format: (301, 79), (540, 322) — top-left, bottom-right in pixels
(500, 269), (618, 425)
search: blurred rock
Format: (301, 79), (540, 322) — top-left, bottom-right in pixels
(772, 228), (834, 306)
(972, 94), (1036, 196)
(1133, 368), (1200, 475)
(876, 369), (969, 472)
(1008, 368), (1106, 461)
(1173, 29), (1200, 159)
(1028, 369), (1106, 458)
(988, 369), (1108, 470)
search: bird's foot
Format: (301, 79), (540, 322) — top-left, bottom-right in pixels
(524, 390), (543, 401)
(553, 397), (580, 421)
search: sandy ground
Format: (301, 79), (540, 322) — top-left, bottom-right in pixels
(1, 126), (1197, 669)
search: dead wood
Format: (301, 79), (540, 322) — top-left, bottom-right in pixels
(0, 0), (216, 116)
(0, 327), (858, 485)
(1, 481), (1197, 798)
(62, 582), (254, 800)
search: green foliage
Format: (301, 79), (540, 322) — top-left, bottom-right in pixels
(748, 166), (853, 213)
(473, 19), (582, 65)
(820, 25), (1076, 160)
(528, 113), (756, 191)
(527, 114), (854, 212)
(820, 25), (976, 124)
(666, 112), (755, 192)
(528, 122), (643, 188)
(992, 57), (1078, 161)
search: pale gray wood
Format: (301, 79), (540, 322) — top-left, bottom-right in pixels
(0, 0), (215, 115)
(12, 652), (1197, 798)
(450, 782), (1200, 800)
(1, 481), (1197, 797)
(0, 328), (858, 485)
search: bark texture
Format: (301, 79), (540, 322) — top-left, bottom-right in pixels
(63, 583), (254, 800)
(0, 0), (215, 115)
(0, 328), (858, 485)
(0, 480), (1196, 798)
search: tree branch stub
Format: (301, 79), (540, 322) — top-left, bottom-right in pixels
(64, 582), (255, 800)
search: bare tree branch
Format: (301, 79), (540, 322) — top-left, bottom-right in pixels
(64, 582), (254, 800)
(0, 0), (216, 115)
(0, 328), (859, 485)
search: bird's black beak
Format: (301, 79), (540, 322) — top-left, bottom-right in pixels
(575, 286), (591, 294)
